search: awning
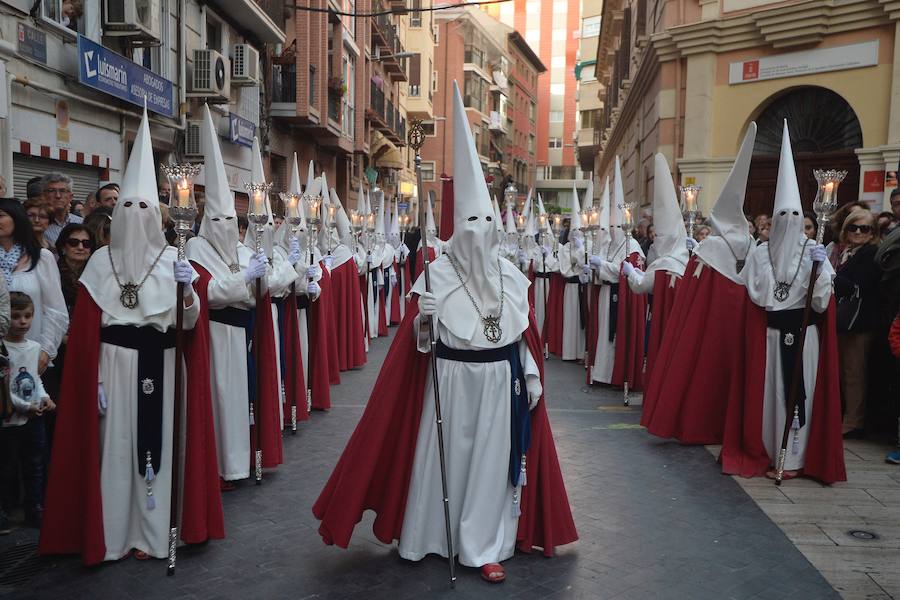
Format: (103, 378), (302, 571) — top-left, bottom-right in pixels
(371, 130), (404, 170)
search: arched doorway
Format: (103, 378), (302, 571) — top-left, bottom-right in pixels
(744, 87), (862, 218)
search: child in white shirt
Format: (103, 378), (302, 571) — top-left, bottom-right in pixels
(0, 292), (54, 531)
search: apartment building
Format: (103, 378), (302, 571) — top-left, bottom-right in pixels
(595, 0), (900, 216)
(575, 0), (602, 201)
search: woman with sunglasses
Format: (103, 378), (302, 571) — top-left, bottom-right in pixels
(835, 210), (881, 439)
(54, 224), (95, 316)
(24, 200), (56, 257)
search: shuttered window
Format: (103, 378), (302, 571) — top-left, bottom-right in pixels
(12, 155), (102, 203)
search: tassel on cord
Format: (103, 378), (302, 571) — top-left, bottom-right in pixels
(512, 490), (521, 518)
(145, 450), (156, 511)
(791, 406), (801, 455)
(519, 454), (527, 488)
(249, 403), (255, 426)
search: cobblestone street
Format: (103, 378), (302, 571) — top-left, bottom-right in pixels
(0, 328), (841, 599)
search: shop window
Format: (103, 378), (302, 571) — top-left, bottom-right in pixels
(42, 0), (85, 36)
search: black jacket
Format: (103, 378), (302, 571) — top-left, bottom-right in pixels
(834, 244), (881, 332)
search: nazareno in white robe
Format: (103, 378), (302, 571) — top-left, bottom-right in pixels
(400, 256), (538, 567)
(524, 242), (558, 336)
(557, 238), (589, 362)
(294, 240), (323, 393)
(743, 240), (833, 471)
(186, 238), (254, 481)
(268, 245), (301, 429)
(81, 244), (200, 561)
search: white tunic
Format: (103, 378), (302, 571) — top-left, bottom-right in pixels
(400, 257), (537, 567)
(743, 241), (833, 471)
(557, 242), (588, 362)
(524, 245), (558, 336)
(186, 239), (254, 481)
(92, 253), (201, 561)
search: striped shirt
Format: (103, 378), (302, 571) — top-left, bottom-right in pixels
(44, 212), (84, 246)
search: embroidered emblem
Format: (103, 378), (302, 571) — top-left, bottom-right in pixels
(784, 333), (795, 347)
(514, 378), (521, 396)
(142, 378), (155, 395)
(612, 294), (618, 302)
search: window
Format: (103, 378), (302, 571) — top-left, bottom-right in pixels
(343, 0), (356, 37)
(550, 83), (565, 96)
(42, 0), (85, 35)
(421, 121), (437, 136)
(581, 110), (595, 129)
(410, 0), (422, 27)
(421, 161), (436, 181)
(529, 101), (536, 122)
(428, 59), (434, 101)
(463, 72), (485, 112)
(552, 28), (566, 42)
(548, 137), (562, 149)
(409, 54), (421, 96)
(136, 0), (171, 79)
(581, 64), (596, 81)
(528, 134), (535, 153)
(582, 15), (602, 38)
(206, 15), (223, 52)
(342, 51), (356, 138)
(309, 64), (317, 106)
(464, 45), (484, 69)
(550, 111), (563, 123)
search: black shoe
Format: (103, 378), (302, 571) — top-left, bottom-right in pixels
(843, 429), (865, 440)
(0, 512), (11, 535)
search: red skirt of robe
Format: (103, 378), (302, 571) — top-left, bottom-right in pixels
(330, 259), (367, 371)
(611, 252), (647, 391)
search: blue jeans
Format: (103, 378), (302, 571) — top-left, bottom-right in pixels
(0, 417), (46, 513)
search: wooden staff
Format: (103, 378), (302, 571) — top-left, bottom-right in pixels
(409, 119), (456, 587)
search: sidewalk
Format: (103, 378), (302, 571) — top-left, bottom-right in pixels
(710, 439), (900, 600)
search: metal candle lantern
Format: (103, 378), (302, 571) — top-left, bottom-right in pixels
(281, 191), (303, 237)
(163, 164), (202, 260)
(305, 192), (322, 260)
(812, 169), (847, 246)
(246, 182), (271, 256)
(620, 201), (636, 241)
(504, 182), (517, 210)
(679, 185), (701, 240)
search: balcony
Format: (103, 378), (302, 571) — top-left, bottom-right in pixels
(206, 0), (285, 43)
(576, 127), (598, 173)
(367, 82), (406, 145)
(372, 17), (407, 81)
(488, 111), (508, 134)
(270, 61), (322, 125)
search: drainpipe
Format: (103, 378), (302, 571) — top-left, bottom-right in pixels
(0, 38), (14, 192)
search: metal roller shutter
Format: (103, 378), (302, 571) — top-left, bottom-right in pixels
(12, 155), (101, 203)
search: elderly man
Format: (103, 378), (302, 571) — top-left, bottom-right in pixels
(42, 173), (83, 245)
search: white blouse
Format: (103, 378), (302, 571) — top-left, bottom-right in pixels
(9, 249), (69, 359)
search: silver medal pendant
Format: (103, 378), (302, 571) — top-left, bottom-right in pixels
(120, 283), (140, 309)
(784, 333), (795, 346)
(773, 281), (791, 302)
(483, 315), (502, 344)
(228, 263), (240, 274)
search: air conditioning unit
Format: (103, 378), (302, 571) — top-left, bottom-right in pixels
(232, 44), (260, 86)
(189, 49), (230, 103)
(184, 120), (202, 157)
(104, 0), (162, 43)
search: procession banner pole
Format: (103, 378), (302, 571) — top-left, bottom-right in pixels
(247, 182), (271, 485)
(162, 163), (200, 575)
(408, 119), (456, 587)
(774, 169), (844, 485)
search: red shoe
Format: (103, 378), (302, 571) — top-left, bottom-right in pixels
(220, 478), (236, 492)
(133, 550), (151, 561)
(480, 563), (506, 583)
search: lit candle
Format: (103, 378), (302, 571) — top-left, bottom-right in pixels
(624, 206), (632, 226)
(823, 181), (835, 202)
(252, 190), (265, 215)
(685, 190), (695, 212)
(177, 179), (190, 208)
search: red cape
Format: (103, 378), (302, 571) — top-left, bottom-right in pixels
(39, 286), (224, 565)
(282, 289), (308, 424)
(308, 261), (335, 410)
(390, 262), (402, 326)
(720, 297), (846, 484)
(644, 272), (680, 385)
(377, 283), (389, 337)
(330, 259), (367, 371)
(439, 176), (454, 239)
(611, 253), (647, 391)
(312, 300), (578, 556)
(642, 260), (757, 444)
(251, 281), (284, 469)
(545, 273), (566, 356)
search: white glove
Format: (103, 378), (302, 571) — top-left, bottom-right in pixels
(98, 383), (108, 416)
(516, 249), (527, 263)
(582, 264), (591, 276)
(288, 237), (302, 265)
(573, 236), (584, 250)
(366, 253), (374, 265)
(399, 243), (410, 259)
(810, 244), (827, 263)
(589, 254), (604, 268)
(307, 281), (321, 299)
(389, 268), (397, 286)
(244, 252), (267, 283)
(526, 375), (542, 410)
(419, 291), (438, 317)
(306, 264), (320, 279)
(323, 255), (334, 270)
(623, 261), (635, 277)
(685, 237), (698, 252)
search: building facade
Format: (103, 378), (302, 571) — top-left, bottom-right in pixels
(0, 0), (284, 209)
(486, 0), (587, 210)
(575, 0), (603, 200)
(595, 0), (900, 217)
(421, 5), (544, 224)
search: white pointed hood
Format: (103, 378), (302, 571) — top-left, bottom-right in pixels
(373, 188), (386, 238)
(695, 122), (757, 282)
(570, 181), (583, 231)
(769, 119), (807, 283)
(504, 201), (516, 235)
(330, 187), (353, 248)
(274, 152), (304, 252)
(537, 193), (551, 234)
(646, 154), (688, 276)
(594, 176), (612, 258)
(245, 136), (275, 257)
(492, 195), (504, 237)
(81, 104), (175, 321)
(305, 160), (316, 195)
(424, 192), (437, 237)
(198, 104), (240, 266)
(609, 156), (627, 262)
(389, 198), (401, 247)
(356, 181), (366, 215)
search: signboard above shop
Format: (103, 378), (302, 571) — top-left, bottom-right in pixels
(77, 35), (176, 118)
(729, 40), (879, 85)
(228, 113), (255, 148)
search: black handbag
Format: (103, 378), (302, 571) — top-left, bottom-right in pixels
(836, 284), (861, 332)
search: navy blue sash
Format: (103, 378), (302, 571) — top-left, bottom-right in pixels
(766, 309), (822, 428)
(210, 306), (255, 410)
(273, 297), (287, 383)
(434, 340), (531, 488)
(100, 325), (175, 479)
(608, 282), (619, 342)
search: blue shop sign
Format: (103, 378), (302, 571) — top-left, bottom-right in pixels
(228, 113), (255, 148)
(17, 24), (47, 64)
(77, 35), (175, 118)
